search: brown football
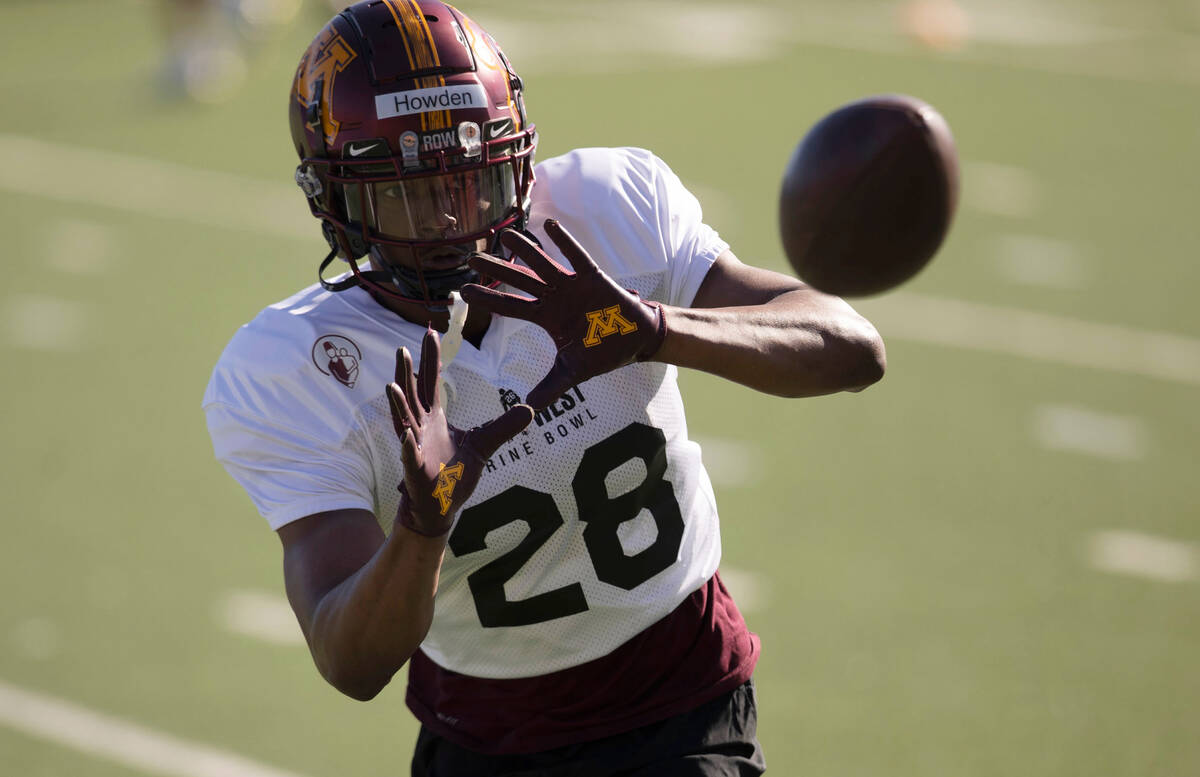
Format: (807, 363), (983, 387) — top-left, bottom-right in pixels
(779, 94), (959, 297)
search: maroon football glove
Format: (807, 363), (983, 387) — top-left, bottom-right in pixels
(387, 328), (534, 537)
(460, 219), (667, 409)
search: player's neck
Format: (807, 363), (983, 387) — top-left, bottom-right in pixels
(367, 288), (491, 346)
(463, 310), (489, 347)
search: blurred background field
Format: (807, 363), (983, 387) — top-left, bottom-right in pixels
(1, 0), (1198, 775)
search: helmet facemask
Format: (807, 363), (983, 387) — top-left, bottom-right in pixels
(306, 131), (536, 307)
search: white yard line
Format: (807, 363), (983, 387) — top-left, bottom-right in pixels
(476, 3), (781, 73)
(1033, 404), (1146, 461)
(3, 294), (88, 352)
(10, 617), (60, 662)
(694, 437), (763, 487)
(992, 233), (1085, 289)
(475, 1), (1196, 84)
(0, 134), (311, 241)
(48, 218), (115, 275)
(964, 162), (1040, 219)
(217, 590), (305, 646)
(718, 566), (770, 614)
(1087, 530), (1198, 583)
(0, 680), (312, 777)
(4, 135), (1200, 387)
(858, 292), (1200, 387)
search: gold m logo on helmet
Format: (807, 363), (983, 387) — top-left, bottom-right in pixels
(294, 28), (358, 145)
(432, 462), (465, 515)
(583, 305), (638, 347)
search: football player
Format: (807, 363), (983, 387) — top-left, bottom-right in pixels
(204, 2), (886, 774)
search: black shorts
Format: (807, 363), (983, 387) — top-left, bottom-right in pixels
(410, 681), (766, 777)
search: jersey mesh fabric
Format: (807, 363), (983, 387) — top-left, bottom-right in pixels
(352, 285), (724, 677)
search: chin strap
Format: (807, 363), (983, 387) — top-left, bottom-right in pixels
(315, 222), (538, 302)
(318, 247), (396, 293)
(386, 262), (480, 301)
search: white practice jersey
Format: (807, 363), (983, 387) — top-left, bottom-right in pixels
(204, 148), (730, 679)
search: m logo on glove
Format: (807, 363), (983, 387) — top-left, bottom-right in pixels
(433, 462), (466, 515)
(582, 305), (638, 347)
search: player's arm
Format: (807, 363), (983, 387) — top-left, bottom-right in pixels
(654, 249), (885, 397)
(278, 330), (532, 701)
(278, 508), (446, 701)
(463, 221), (883, 407)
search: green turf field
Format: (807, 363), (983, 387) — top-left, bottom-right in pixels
(2, 0), (1197, 774)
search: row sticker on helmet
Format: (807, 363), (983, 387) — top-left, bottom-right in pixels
(392, 123), (483, 164)
(417, 128), (458, 152)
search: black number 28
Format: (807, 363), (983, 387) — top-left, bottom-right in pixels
(447, 422), (684, 628)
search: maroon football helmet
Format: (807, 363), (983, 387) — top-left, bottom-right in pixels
(290, 0), (536, 306)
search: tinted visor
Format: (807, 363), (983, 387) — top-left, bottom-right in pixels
(365, 165), (517, 242)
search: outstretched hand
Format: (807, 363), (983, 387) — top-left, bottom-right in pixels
(386, 328), (533, 537)
(460, 219), (666, 409)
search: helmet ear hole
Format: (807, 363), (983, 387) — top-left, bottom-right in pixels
(321, 221), (369, 260)
(346, 229), (368, 258)
(321, 221), (341, 254)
